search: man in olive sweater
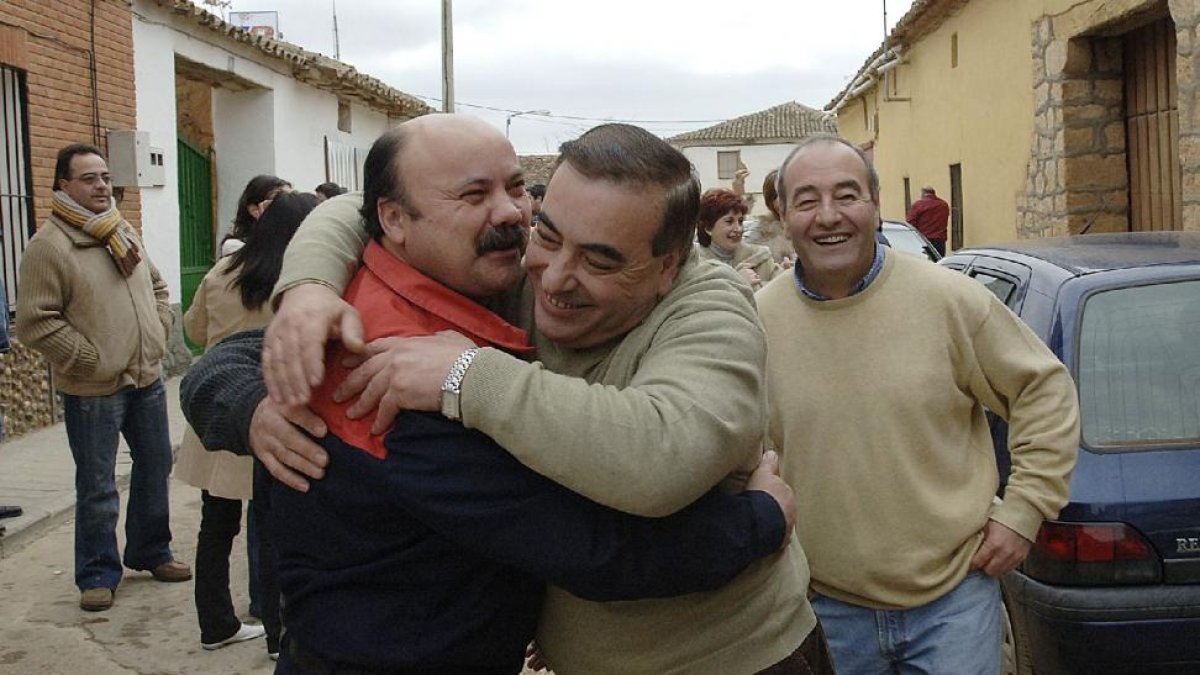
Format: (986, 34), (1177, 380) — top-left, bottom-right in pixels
(224, 124), (830, 673)
(15, 144), (191, 612)
(757, 136), (1080, 674)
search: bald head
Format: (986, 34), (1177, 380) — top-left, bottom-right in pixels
(776, 136), (879, 214)
(362, 114), (518, 239)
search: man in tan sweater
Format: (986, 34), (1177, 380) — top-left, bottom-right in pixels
(756, 136), (1080, 674)
(15, 144), (191, 612)
(225, 124), (831, 674)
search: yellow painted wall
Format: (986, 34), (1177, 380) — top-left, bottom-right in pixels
(840, 0), (1042, 247)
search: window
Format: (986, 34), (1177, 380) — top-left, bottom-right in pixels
(903, 177), (912, 213)
(717, 151), (740, 180)
(0, 65), (33, 315)
(324, 135), (367, 191)
(951, 33), (959, 68)
(969, 271), (1017, 305)
(337, 100), (352, 133)
(1078, 280), (1200, 448)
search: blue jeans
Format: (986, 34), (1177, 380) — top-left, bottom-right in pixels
(63, 379), (176, 591)
(812, 571), (1002, 675)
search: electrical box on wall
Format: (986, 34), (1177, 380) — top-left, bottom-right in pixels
(107, 130), (166, 187)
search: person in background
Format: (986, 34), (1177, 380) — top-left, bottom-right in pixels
(314, 182), (346, 202)
(906, 185), (950, 256)
(528, 183), (546, 222)
(220, 175), (291, 257)
(176, 192), (317, 659)
(15, 143), (191, 612)
(759, 136), (1079, 674)
(744, 169), (795, 267)
(695, 188), (780, 291)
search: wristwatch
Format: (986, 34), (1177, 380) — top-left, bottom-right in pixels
(440, 347), (480, 421)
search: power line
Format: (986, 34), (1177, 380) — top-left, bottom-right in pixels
(412, 95), (727, 125)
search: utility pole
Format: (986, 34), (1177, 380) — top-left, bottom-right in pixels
(882, 0), (888, 46)
(332, 0), (341, 60)
(441, 0), (455, 113)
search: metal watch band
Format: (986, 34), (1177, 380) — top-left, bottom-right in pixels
(441, 347), (480, 396)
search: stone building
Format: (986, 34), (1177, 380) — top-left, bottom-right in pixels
(829, 0), (1200, 249)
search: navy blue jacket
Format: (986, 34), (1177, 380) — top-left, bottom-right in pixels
(183, 330), (785, 672)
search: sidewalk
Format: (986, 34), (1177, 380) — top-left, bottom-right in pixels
(0, 377), (188, 558)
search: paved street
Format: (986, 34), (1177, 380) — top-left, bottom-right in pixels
(0, 376), (274, 673)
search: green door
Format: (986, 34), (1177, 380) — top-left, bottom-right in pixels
(178, 138), (214, 355)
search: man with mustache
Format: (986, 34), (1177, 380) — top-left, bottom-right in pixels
(183, 115), (797, 674)
(192, 120), (828, 674)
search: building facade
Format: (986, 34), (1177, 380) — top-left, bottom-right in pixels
(831, 0), (1200, 249)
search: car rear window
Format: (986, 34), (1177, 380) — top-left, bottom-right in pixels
(1078, 279), (1200, 448)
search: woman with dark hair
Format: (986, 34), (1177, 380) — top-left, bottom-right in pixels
(696, 187), (780, 291)
(174, 191), (319, 659)
(220, 174), (292, 256)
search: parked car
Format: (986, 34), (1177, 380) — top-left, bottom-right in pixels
(880, 220), (942, 261)
(941, 232), (1200, 675)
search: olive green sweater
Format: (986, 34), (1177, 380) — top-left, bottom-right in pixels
(275, 193), (817, 674)
(756, 252), (1079, 609)
(15, 216), (172, 396)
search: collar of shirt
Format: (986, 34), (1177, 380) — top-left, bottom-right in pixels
(361, 240), (533, 355)
(792, 243), (887, 301)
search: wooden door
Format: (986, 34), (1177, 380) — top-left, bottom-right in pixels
(1125, 18), (1181, 232)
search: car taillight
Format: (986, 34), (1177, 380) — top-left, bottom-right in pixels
(1022, 521), (1161, 586)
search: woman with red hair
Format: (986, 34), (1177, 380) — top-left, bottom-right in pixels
(696, 188), (780, 291)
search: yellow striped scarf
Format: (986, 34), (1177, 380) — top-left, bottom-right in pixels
(51, 190), (142, 277)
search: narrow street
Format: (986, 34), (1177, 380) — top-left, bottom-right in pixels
(0, 477), (274, 675)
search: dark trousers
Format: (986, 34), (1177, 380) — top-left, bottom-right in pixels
(931, 238), (947, 257)
(754, 622), (837, 675)
(254, 460), (283, 653)
(195, 490), (243, 644)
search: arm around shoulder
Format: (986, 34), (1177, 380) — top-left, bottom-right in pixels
(271, 192), (369, 305)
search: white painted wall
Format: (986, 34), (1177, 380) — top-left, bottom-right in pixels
(131, 14), (182, 300)
(682, 143), (796, 217)
(131, 0), (404, 295)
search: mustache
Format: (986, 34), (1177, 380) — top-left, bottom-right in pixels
(476, 224), (528, 256)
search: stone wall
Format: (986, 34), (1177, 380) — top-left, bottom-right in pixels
(1171, 0), (1200, 229)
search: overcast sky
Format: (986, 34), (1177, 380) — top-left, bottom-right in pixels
(219, 0), (915, 153)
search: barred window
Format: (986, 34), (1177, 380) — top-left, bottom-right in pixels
(0, 65), (34, 315)
(324, 135), (367, 191)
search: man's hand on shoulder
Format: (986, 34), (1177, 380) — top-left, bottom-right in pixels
(335, 330), (477, 434)
(745, 450), (795, 546)
(970, 519), (1034, 576)
(250, 398), (330, 493)
(263, 284), (364, 407)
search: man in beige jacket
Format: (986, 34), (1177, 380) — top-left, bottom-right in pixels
(15, 144), (191, 612)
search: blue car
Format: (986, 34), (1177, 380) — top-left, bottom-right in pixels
(941, 232), (1200, 675)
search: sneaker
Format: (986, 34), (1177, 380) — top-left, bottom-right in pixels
(202, 622), (266, 651)
(150, 560), (193, 582)
(80, 587), (114, 612)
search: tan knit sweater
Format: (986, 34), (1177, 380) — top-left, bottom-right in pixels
(15, 216), (172, 396)
(756, 252), (1079, 609)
